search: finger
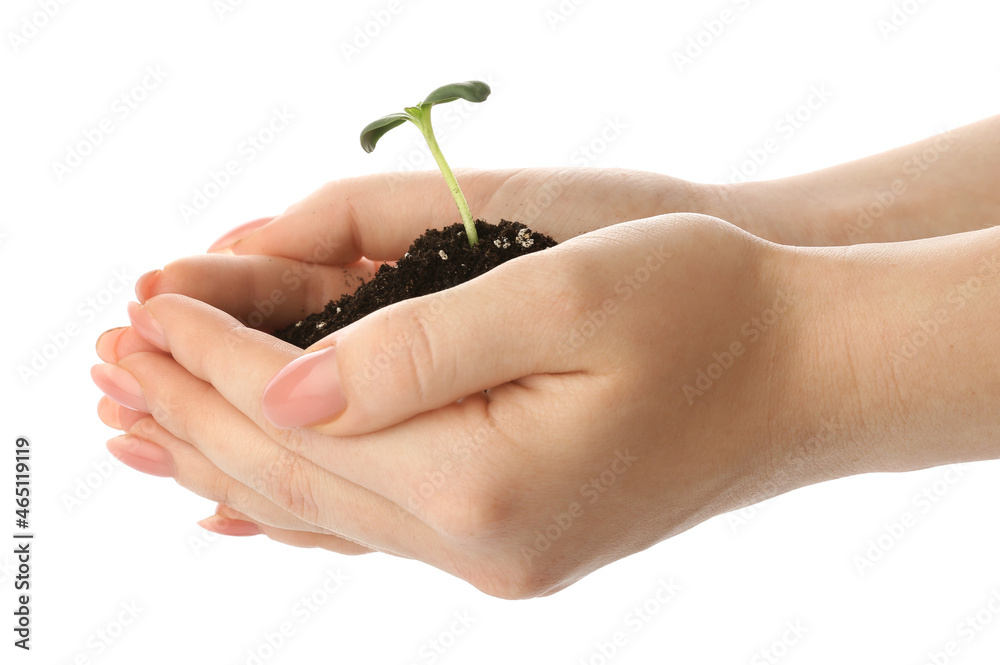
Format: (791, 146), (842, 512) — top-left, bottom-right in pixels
(120, 292), (586, 554)
(115, 349), (446, 560)
(206, 216), (277, 253)
(218, 168), (677, 264)
(203, 504), (375, 555)
(98, 396), (148, 431)
(97, 396), (125, 429)
(220, 171), (518, 263)
(107, 433), (176, 478)
(119, 294), (499, 528)
(96, 326), (162, 364)
(262, 243), (588, 434)
(114, 416), (345, 537)
(129, 294), (300, 423)
(135, 254), (379, 330)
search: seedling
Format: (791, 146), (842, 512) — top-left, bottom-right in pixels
(360, 80), (491, 247)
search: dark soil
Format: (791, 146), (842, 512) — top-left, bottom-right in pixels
(273, 219), (558, 348)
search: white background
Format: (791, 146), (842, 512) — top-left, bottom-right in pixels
(4, 0), (1000, 663)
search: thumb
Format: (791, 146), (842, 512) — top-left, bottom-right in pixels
(259, 248), (582, 434)
(210, 171), (513, 264)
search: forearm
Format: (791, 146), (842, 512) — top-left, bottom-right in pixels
(701, 114), (1000, 247)
(779, 224), (1000, 483)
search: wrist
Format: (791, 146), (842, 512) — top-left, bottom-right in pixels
(772, 227), (1000, 483)
(695, 179), (849, 247)
(706, 119), (1000, 248)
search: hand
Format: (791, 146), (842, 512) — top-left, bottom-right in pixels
(94, 213), (831, 598)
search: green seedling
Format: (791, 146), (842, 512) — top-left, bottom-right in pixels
(360, 80), (491, 247)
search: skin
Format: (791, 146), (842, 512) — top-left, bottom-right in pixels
(93, 115), (1000, 599)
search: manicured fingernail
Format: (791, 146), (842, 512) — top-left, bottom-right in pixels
(97, 396), (124, 430)
(216, 504), (253, 523)
(119, 405), (149, 431)
(107, 435), (175, 477)
(197, 514), (262, 536)
(207, 216), (275, 253)
(135, 269), (161, 303)
(96, 327), (127, 363)
(261, 346), (346, 428)
(90, 363), (149, 413)
(127, 301), (168, 351)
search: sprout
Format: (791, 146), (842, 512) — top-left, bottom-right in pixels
(360, 80), (491, 247)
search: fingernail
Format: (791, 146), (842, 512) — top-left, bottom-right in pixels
(207, 216), (275, 253)
(96, 327), (127, 363)
(135, 269), (161, 303)
(127, 301), (168, 351)
(119, 405), (149, 431)
(197, 514), (262, 536)
(216, 504), (254, 523)
(97, 396), (124, 430)
(262, 346), (346, 428)
(91, 363), (149, 413)
(107, 435), (175, 477)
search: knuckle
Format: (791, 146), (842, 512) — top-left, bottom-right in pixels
(377, 302), (451, 407)
(206, 478), (240, 509)
(257, 452), (320, 523)
(153, 379), (214, 443)
(425, 479), (514, 542)
(465, 556), (562, 600)
(270, 426), (311, 457)
(536, 252), (599, 325)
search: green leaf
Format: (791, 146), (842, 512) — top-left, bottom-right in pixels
(359, 112), (412, 153)
(421, 80), (491, 108)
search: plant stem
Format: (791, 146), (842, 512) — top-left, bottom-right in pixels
(415, 108), (479, 247)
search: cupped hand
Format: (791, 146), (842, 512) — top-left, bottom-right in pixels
(93, 212), (829, 598)
(128, 168), (719, 332)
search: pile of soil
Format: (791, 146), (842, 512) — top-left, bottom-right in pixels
(273, 219), (558, 348)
